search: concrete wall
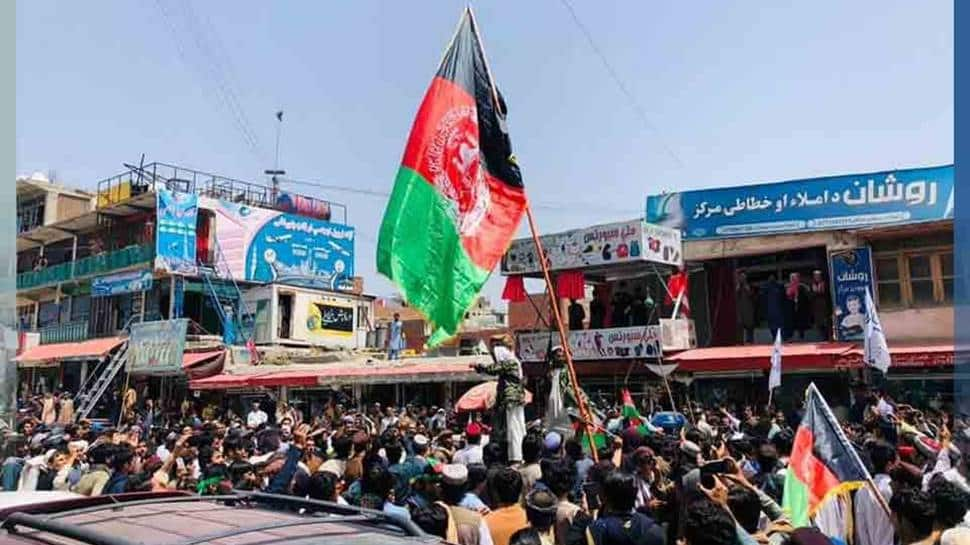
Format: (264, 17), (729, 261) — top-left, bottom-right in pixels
(880, 305), (953, 343)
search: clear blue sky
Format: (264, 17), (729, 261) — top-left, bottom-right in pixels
(16, 1), (953, 303)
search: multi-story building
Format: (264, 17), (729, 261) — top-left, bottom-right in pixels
(646, 164), (955, 409)
(500, 164), (955, 412)
(14, 162), (373, 414)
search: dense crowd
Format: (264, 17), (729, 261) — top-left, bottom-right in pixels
(2, 385), (969, 545)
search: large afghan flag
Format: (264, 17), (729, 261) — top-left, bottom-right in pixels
(782, 383), (870, 528)
(377, 8), (526, 346)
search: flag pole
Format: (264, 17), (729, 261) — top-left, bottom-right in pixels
(808, 383), (893, 520)
(466, 5), (599, 462)
(524, 203), (599, 462)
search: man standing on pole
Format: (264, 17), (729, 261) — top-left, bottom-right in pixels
(476, 334), (526, 463)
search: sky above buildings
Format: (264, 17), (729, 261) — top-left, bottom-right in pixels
(16, 1), (953, 302)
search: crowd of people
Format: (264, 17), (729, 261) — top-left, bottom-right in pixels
(2, 379), (968, 545)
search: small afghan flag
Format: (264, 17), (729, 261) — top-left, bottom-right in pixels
(621, 388), (654, 437)
(377, 8), (526, 347)
(782, 383), (870, 528)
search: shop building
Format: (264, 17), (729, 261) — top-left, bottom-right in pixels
(499, 218), (688, 400)
(14, 161), (371, 418)
(646, 164), (955, 409)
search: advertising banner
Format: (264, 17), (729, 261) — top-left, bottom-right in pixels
(200, 197), (355, 290)
(92, 269), (153, 297)
(501, 220), (682, 275)
(646, 165), (953, 240)
(517, 325), (662, 363)
(829, 247), (875, 341)
(155, 190), (198, 274)
(307, 302), (355, 338)
(128, 318), (189, 376)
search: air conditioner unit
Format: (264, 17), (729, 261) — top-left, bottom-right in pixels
(659, 318), (696, 352)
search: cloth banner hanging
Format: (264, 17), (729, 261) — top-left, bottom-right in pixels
(502, 275), (526, 302)
(556, 271), (585, 300)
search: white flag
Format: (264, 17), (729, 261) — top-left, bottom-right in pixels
(864, 289), (891, 373)
(769, 329), (782, 391)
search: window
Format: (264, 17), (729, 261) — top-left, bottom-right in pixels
(874, 246), (953, 309)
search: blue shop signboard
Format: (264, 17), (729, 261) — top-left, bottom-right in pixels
(646, 165), (953, 239)
(155, 189), (198, 274)
(92, 269), (153, 297)
(829, 247), (875, 341)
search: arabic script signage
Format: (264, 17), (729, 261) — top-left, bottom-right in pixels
(516, 325), (662, 362)
(829, 247), (874, 341)
(92, 269), (153, 297)
(646, 165), (953, 239)
(501, 220), (682, 275)
(128, 319), (189, 376)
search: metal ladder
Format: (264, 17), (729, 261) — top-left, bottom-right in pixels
(74, 341), (129, 421)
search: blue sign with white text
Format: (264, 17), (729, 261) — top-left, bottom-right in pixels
(92, 269), (153, 297)
(646, 165), (953, 239)
(245, 213), (355, 290)
(830, 247), (874, 341)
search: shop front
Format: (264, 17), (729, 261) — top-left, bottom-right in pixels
(647, 165), (954, 349)
(501, 219), (689, 396)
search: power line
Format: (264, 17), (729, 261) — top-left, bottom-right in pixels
(557, 0), (684, 169)
(153, 0), (266, 162)
(279, 176), (642, 216)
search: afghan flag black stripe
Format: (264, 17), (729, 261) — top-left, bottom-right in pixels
(782, 383), (870, 528)
(377, 8), (526, 347)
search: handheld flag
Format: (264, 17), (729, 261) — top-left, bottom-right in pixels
(769, 329), (782, 391)
(864, 289), (891, 373)
(377, 8), (526, 347)
(621, 388), (657, 437)
(782, 383), (872, 529)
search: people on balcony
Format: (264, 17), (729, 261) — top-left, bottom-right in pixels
(735, 270), (756, 345)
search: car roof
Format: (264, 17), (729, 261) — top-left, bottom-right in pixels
(0, 492), (441, 545)
(0, 493), (84, 510)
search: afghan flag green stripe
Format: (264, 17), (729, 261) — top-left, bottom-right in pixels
(378, 8), (526, 346)
(782, 384), (868, 528)
(378, 166), (490, 345)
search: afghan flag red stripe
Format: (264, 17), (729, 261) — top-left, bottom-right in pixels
(378, 8), (526, 346)
(782, 384), (869, 528)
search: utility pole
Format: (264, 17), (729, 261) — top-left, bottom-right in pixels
(265, 110), (285, 204)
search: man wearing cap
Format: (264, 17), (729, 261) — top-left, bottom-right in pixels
(439, 463), (495, 545)
(476, 335), (526, 463)
(455, 423), (485, 466)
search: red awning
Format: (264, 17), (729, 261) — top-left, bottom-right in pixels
(837, 344), (954, 369)
(16, 337), (124, 365)
(190, 359), (481, 390)
(667, 342), (855, 373)
(189, 373), (252, 390)
(182, 350), (225, 369)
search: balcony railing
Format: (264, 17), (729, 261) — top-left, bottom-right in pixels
(39, 320), (89, 345)
(95, 162), (349, 224)
(17, 244), (153, 290)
